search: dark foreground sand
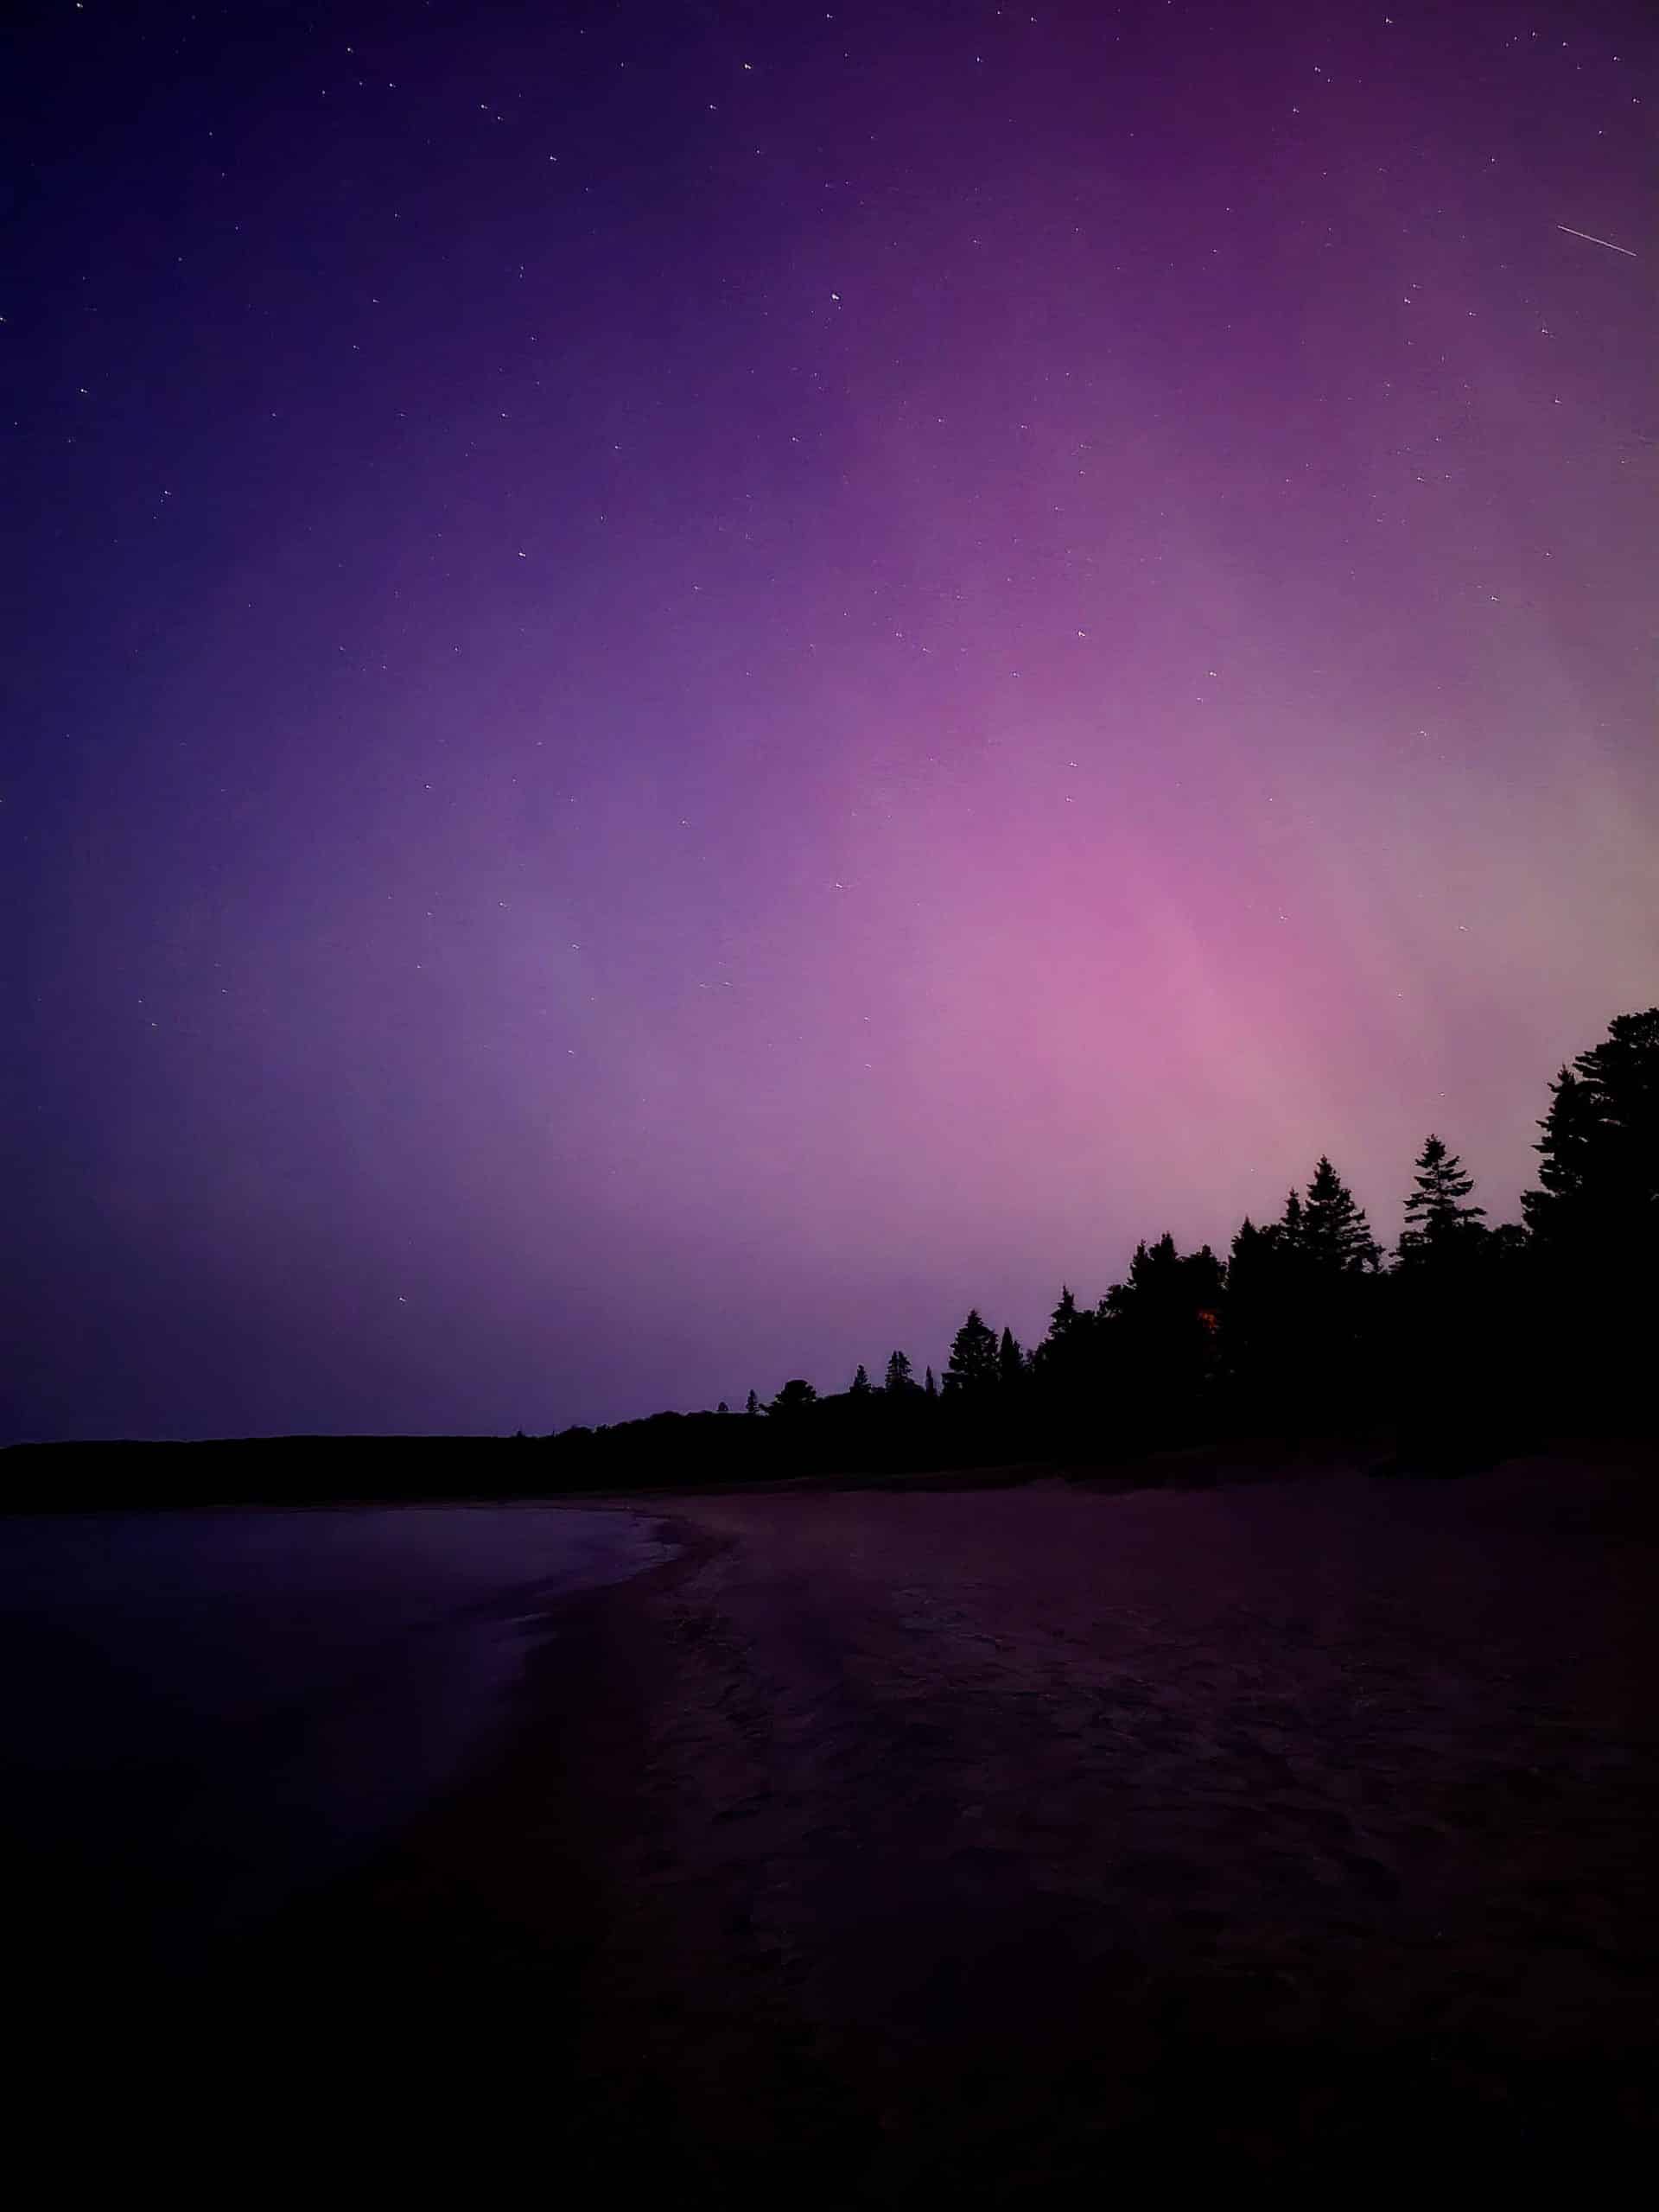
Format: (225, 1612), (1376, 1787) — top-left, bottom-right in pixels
(179, 1452), (1658, 2196)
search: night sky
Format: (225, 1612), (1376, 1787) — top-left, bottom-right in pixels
(5, 2), (1655, 1440)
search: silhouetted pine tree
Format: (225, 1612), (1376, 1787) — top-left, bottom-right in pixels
(1281, 1189), (1306, 1247)
(1523, 1010), (1659, 1262)
(924, 1365), (938, 1399)
(1228, 1215), (1266, 1276)
(1398, 1135), (1485, 1264)
(1222, 1216), (1286, 1424)
(849, 1363), (872, 1395)
(998, 1325), (1025, 1389)
(1101, 1234), (1226, 1445)
(944, 1309), (1000, 1395)
(1390, 1138), (1496, 1471)
(1521, 1007), (1659, 1418)
(745, 1389), (760, 1417)
(1301, 1158), (1382, 1273)
(1523, 1066), (1598, 1249)
(884, 1349), (913, 1394)
(1030, 1281), (1106, 1452)
(770, 1378), (817, 1416)
(1034, 1283), (1102, 1376)
(1284, 1160), (1382, 1422)
(1103, 1235), (1225, 1321)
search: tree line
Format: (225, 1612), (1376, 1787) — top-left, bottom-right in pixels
(545, 1006), (1658, 1485)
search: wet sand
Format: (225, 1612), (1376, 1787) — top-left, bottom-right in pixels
(189, 1451), (1658, 2196)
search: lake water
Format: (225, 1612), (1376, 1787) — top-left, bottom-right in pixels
(0, 1503), (670, 1975)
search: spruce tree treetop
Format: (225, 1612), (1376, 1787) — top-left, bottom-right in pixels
(1523, 1008), (1659, 1256)
(1523, 1066), (1597, 1243)
(1227, 1215), (1268, 1284)
(1398, 1133), (1485, 1262)
(849, 1363), (872, 1395)
(1229, 1213), (1294, 1293)
(883, 1349), (913, 1393)
(1104, 1233), (1224, 1319)
(1300, 1157), (1381, 1272)
(944, 1307), (1000, 1393)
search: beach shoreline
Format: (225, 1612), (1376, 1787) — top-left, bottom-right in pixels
(125, 1453), (1659, 2196)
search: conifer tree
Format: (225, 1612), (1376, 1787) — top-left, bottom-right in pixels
(769, 1377), (817, 1416)
(944, 1308), (1000, 1393)
(1301, 1157), (1381, 1272)
(1524, 1066), (1598, 1250)
(1230, 1215), (1263, 1268)
(1523, 1010), (1659, 1260)
(1519, 1007), (1659, 1414)
(884, 1349), (913, 1394)
(1223, 1215), (1284, 1410)
(1398, 1135), (1485, 1262)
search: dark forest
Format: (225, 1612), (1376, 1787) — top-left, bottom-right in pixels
(10, 1005), (1652, 1507)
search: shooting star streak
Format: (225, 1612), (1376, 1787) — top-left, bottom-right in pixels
(1556, 224), (1637, 257)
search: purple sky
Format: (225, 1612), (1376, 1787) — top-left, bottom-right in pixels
(6, 1), (1655, 1440)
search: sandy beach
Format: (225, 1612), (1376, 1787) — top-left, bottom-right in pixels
(194, 1449), (1659, 2197)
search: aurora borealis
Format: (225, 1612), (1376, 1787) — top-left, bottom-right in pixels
(5, 1), (1654, 1437)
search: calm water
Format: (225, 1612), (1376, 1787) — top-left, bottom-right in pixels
(0, 1504), (670, 1974)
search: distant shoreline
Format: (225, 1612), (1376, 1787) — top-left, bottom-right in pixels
(0, 1428), (1423, 1504)
(4, 1427), (1643, 1516)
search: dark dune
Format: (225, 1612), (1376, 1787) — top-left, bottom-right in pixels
(104, 1452), (1659, 2198)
